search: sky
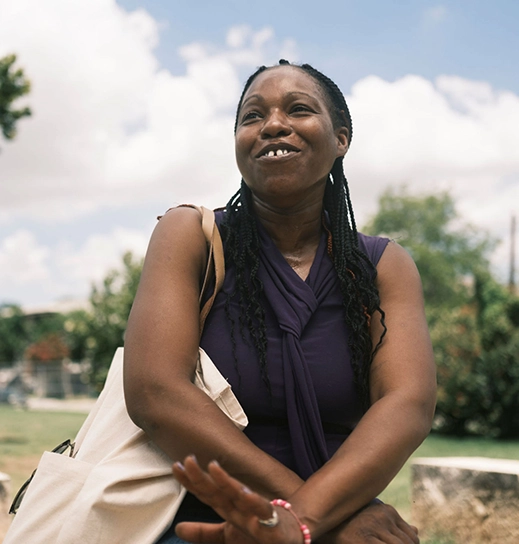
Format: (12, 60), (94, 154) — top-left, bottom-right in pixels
(0, 0), (518, 309)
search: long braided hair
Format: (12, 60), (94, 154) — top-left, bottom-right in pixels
(221, 60), (386, 410)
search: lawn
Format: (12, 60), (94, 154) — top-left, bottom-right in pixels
(1, 405), (519, 543)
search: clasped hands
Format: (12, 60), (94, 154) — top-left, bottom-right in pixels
(172, 456), (420, 544)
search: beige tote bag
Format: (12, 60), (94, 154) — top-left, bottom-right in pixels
(5, 207), (247, 544)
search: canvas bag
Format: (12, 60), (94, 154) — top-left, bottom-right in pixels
(5, 206), (248, 544)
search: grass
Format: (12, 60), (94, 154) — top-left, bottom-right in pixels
(1, 406), (519, 543)
(0, 406), (88, 492)
(0, 406), (88, 541)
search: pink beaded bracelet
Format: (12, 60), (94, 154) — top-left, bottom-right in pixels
(271, 499), (312, 544)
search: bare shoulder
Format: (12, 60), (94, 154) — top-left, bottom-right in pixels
(144, 206), (208, 274)
(152, 205), (206, 247)
(375, 241), (422, 299)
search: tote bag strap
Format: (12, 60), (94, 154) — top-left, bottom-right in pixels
(160, 204), (225, 335)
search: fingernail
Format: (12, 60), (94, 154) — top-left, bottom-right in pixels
(242, 486), (252, 494)
(174, 462), (185, 471)
(210, 460), (220, 468)
(188, 454), (197, 463)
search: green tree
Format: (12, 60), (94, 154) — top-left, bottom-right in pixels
(473, 274), (519, 438)
(363, 186), (494, 316)
(0, 304), (27, 364)
(365, 187), (519, 438)
(0, 304), (67, 365)
(65, 252), (143, 390)
(0, 54), (32, 143)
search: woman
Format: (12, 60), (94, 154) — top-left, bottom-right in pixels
(124, 60), (436, 543)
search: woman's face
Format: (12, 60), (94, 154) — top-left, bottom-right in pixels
(235, 66), (349, 206)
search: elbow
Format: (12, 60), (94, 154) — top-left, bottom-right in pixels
(124, 382), (155, 432)
(124, 374), (169, 434)
(413, 389), (437, 444)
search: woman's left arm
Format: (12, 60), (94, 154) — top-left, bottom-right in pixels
(288, 241), (437, 540)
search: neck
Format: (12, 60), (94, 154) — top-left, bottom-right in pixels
(251, 193), (324, 254)
(254, 197), (324, 281)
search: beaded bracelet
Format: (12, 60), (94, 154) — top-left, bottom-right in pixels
(271, 499), (312, 544)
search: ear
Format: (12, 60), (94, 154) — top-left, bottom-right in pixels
(335, 126), (349, 157)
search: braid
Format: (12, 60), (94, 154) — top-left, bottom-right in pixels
(220, 179), (271, 394)
(296, 61), (385, 408)
(224, 60), (386, 410)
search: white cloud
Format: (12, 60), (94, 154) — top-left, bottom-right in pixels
(0, 230), (50, 285)
(0, 1), (296, 222)
(0, 225), (151, 307)
(56, 227), (150, 287)
(0, 0), (517, 303)
(346, 74), (519, 218)
(344, 73), (519, 280)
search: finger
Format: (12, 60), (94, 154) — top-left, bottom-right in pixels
(372, 504), (419, 544)
(394, 517), (419, 543)
(172, 461), (213, 498)
(175, 521), (226, 544)
(207, 461), (274, 520)
(174, 459), (269, 527)
(174, 457), (225, 506)
(389, 528), (420, 544)
(396, 524), (419, 544)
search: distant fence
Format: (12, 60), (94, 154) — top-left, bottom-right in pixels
(0, 360), (95, 398)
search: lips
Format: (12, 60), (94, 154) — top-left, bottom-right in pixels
(256, 142), (300, 158)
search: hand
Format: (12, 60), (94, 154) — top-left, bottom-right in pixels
(172, 455), (304, 544)
(318, 502), (419, 544)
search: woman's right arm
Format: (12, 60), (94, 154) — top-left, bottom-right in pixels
(123, 207), (303, 499)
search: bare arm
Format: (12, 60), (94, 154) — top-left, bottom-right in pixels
(287, 241), (437, 539)
(123, 207), (303, 498)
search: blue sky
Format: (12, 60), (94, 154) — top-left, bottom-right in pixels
(0, 0), (518, 308)
(118, 0), (519, 92)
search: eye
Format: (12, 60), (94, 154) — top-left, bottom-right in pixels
(291, 104), (312, 114)
(241, 110), (262, 123)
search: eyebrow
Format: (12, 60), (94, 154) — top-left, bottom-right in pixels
(241, 91), (318, 109)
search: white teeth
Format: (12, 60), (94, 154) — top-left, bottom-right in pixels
(265, 149), (290, 157)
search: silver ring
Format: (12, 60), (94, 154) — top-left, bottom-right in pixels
(258, 508), (279, 527)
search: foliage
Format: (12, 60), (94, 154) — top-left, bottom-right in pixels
(0, 54), (31, 142)
(363, 186), (494, 317)
(431, 306), (485, 435)
(474, 275), (519, 437)
(24, 332), (70, 362)
(65, 251), (143, 390)
(365, 187), (519, 438)
(0, 252), (143, 389)
(0, 305), (67, 365)
(0, 304), (26, 363)
(431, 275), (519, 438)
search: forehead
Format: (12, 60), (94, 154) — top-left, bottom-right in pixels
(240, 66), (327, 107)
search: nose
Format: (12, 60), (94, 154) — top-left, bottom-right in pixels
(260, 109), (291, 138)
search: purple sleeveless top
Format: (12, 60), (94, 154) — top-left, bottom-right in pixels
(200, 211), (389, 480)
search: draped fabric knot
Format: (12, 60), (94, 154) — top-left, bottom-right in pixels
(257, 222), (338, 479)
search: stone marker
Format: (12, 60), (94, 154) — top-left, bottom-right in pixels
(412, 457), (519, 543)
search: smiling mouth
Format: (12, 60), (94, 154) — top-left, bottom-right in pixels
(259, 148), (299, 159)
(264, 149), (290, 157)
